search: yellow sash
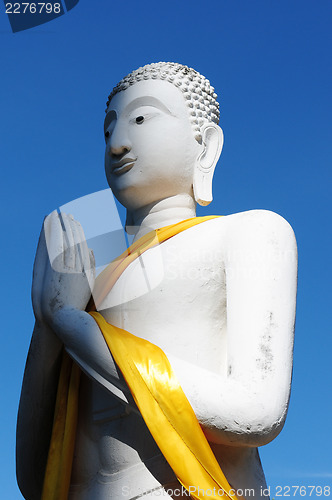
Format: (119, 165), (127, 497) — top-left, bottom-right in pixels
(90, 311), (237, 500)
(42, 216), (237, 500)
(90, 215), (218, 310)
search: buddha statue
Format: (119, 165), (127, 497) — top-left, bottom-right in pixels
(17, 62), (297, 500)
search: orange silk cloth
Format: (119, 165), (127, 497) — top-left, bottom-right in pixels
(90, 311), (237, 500)
(42, 216), (238, 500)
(90, 215), (218, 310)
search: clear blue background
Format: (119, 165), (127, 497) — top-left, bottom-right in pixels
(0, 0), (331, 498)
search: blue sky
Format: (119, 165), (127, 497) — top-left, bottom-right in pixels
(1, 0), (331, 498)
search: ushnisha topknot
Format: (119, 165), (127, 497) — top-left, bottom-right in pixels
(106, 62), (220, 141)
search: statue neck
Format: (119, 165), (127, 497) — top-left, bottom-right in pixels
(126, 194), (196, 240)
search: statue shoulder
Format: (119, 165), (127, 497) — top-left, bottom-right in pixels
(218, 209), (297, 249)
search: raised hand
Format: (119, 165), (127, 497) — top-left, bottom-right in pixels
(32, 210), (95, 327)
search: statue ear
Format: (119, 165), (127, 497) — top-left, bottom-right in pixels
(193, 123), (224, 206)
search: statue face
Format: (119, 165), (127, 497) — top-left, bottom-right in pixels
(104, 79), (202, 211)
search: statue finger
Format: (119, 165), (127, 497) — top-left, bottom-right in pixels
(44, 210), (65, 272)
(78, 221), (90, 272)
(75, 219), (91, 274)
(74, 220), (95, 290)
(89, 249), (95, 272)
(69, 218), (85, 272)
(60, 212), (76, 269)
(89, 249), (96, 290)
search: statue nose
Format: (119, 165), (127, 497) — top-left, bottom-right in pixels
(109, 122), (132, 157)
(110, 143), (131, 157)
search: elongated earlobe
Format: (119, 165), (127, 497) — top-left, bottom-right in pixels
(193, 124), (224, 206)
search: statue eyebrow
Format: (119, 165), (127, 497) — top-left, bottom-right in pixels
(124, 96), (173, 116)
(104, 96), (173, 131)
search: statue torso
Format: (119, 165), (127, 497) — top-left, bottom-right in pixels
(69, 217), (265, 498)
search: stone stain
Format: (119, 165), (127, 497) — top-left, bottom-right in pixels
(256, 312), (275, 375)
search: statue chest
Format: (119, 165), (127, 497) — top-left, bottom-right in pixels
(73, 221), (228, 482)
(100, 220), (227, 372)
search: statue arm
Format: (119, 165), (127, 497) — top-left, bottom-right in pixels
(16, 213), (133, 500)
(17, 216), (65, 500)
(16, 321), (63, 500)
(32, 211), (132, 400)
(168, 210), (297, 447)
(50, 307), (132, 404)
(38, 211), (133, 398)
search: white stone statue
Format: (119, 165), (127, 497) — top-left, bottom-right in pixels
(17, 62), (297, 500)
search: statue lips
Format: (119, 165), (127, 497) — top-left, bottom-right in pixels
(111, 157), (136, 176)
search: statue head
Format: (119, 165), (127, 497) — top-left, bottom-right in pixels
(104, 62), (224, 211)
